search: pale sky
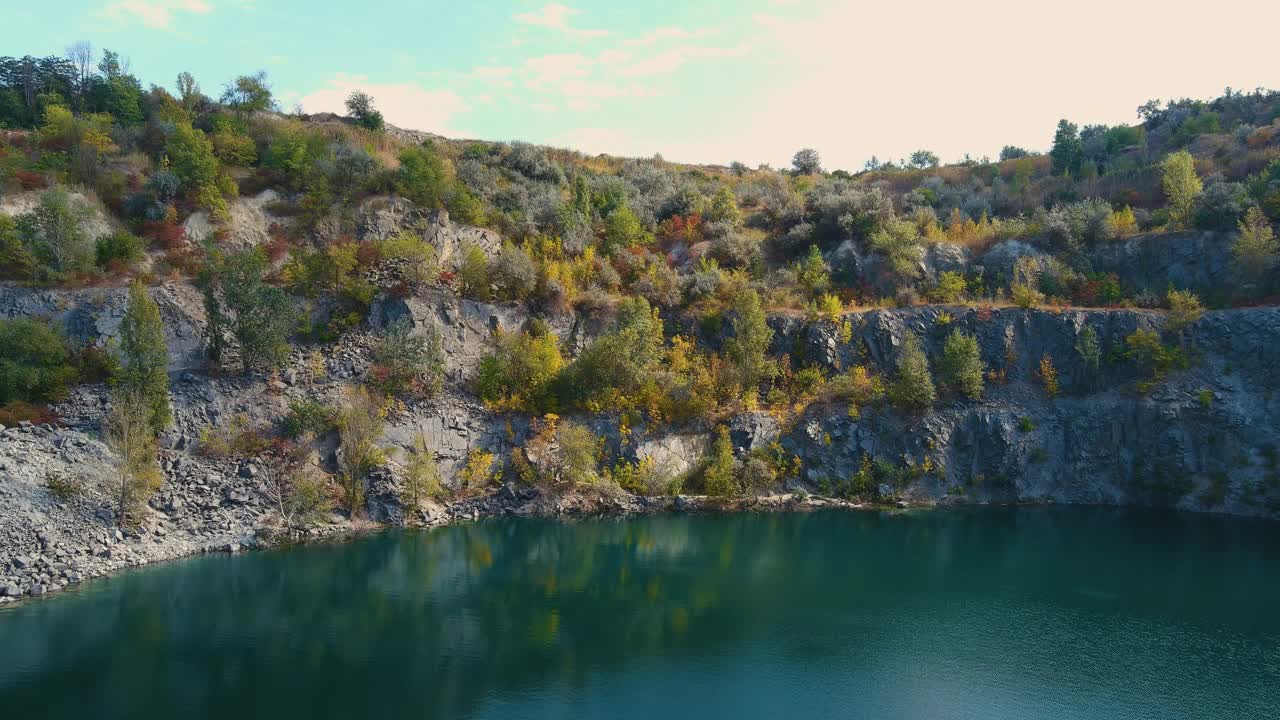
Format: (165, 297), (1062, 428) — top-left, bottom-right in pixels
(5, 0), (1279, 170)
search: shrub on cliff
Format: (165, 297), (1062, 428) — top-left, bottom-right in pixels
(701, 426), (738, 497)
(474, 328), (564, 413)
(0, 318), (78, 405)
(118, 281), (171, 433)
(15, 189), (95, 280)
(939, 330), (984, 400)
(369, 318), (444, 399)
(1232, 207), (1277, 291)
(889, 333), (936, 411)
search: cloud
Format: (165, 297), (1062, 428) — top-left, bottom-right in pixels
(101, 0), (211, 29)
(299, 74), (470, 136)
(617, 44), (751, 77)
(624, 27), (711, 47)
(513, 3), (608, 39)
(523, 53), (592, 89)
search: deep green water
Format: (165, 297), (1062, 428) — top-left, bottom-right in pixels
(2, 508), (1278, 719)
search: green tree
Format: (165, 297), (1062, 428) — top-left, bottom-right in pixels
(220, 71), (274, 116)
(118, 281), (170, 434)
(0, 318), (77, 404)
(723, 287), (776, 394)
(868, 217), (923, 284)
(396, 145), (452, 208)
(336, 386), (387, 515)
(204, 248), (294, 373)
(792, 148), (821, 175)
(889, 333), (936, 411)
(105, 388), (161, 527)
(474, 329), (564, 413)
(15, 188), (94, 280)
(369, 318), (444, 398)
(0, 215), (36, 280)
(166, 121), (234, 220)
(344, 90), (384, 131)
(602, 205), (651, 254)
(939, 330), (984, 399)
(930, 271), (967, 303)
(705, 186), (742, 225)
(1050, 119), (1083, 177)
(1162, 150), (1202, 228)
(909, 149), (940, 169)
(793, 244), (830, 296)
(1232, 206), (1277, 290)
(1075, 326), (1101, 375)
(702, 426), (737, 497)
(1165, 289), (1204, 335)
(456, 243), (491, 299)
(176, 71), (201, 110)
(401, 430), (444, 511)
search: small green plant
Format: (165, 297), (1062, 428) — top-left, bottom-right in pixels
(1197, 389), (1213, 408)
(45, 471), (84, 501)
(281, 399), (338, 438)
(458, 449), (498, 491)
(1018, 417), (1035, 433)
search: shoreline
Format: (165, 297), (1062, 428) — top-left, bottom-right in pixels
(0, 486), (881, 609)
(8, 486), (1274, 610)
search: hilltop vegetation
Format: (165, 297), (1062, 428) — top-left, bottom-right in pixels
(2, 45), (1279, 516)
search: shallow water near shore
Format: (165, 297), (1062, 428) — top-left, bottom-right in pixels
(2, 507), (1278, 719)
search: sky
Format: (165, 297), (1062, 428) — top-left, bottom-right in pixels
(4, 0), (1280, 171)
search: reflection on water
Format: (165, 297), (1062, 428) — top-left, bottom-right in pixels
(2, 508), (1279, 719)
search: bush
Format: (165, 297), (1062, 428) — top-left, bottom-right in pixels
(1232, 207), (1276, 291)
(375, 232), (439, 286)
(1038, 354), (1060, 398)
(1193, 175), (1251, 230)
(490, 242), (536, 300)
(829, 365), (885, 418)
(930, 271), (967, 303)
(456, 243), (490, 299)
(282, 399), (338, 438)
(15, 188), (94, 280)
(370, 318), (444, 399)
(396, 144), (452, 209)
(939, 330), (984, 399)
(1165, 289), (1204, 333)
(889, 333), (935, 411)
(95, 231), (144, 270)
(458, 449), (498, 492)
(1124, 329), (1188, 390)
(474, 329), (564, 413)
(0, 318), (77, 404)
(702, 426), (738, 497)
(868, 218), (923, 284)
(0, 214), (36, 280)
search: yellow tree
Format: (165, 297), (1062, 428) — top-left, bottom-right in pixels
(1161, 150), (1202, 229)
(1232, 207), (1277, 289)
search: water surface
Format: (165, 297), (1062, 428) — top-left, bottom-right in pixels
(2, 508), (1278, 719)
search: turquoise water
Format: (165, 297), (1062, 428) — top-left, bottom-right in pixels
(1, 508), (1278, 719)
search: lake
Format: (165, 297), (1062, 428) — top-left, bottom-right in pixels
(2, 508), (1278, 719)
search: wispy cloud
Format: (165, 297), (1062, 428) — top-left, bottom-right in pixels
(101, 0), (211, 29)
(299, 73), (470, 136)
(513, 3), (608, 39)
(624, 27), (712, 47)
(617, 43), (751, 77)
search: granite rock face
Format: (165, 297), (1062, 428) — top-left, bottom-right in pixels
(0, 282), (207, 374)
(773, 306), (1280, 517)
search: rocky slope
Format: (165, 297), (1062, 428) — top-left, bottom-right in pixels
(2, 227), (1278, 604)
